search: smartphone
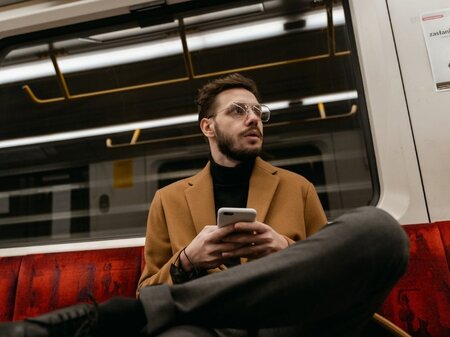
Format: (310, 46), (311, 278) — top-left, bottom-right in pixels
(217, 207), (257, 228)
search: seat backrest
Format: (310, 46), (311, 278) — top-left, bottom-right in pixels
(0, 256), (22, 322)
(379, 223), (450, 337)
(12, 247), (142, 321)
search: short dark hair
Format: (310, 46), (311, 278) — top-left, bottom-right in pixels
(196, 73), (261, 123)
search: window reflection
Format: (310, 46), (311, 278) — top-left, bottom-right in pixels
(0, 0), (374, 247)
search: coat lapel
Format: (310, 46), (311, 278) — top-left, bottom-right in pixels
(185, 162), (216, 233)
(185, 158), (279, 231)
(247, 158), (279, 223)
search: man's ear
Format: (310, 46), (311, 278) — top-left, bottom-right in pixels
(200, 118), (215, 139)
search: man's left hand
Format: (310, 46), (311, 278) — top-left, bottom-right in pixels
(220, 221), (289, 259)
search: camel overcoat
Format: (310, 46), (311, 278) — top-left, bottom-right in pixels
(137, 157), (327, 292)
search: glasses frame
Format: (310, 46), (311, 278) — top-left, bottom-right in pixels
(211, 102), (271, 123)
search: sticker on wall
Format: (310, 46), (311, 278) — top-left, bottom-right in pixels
(113, 159), (134, 188)
(421, 8), (450, 91)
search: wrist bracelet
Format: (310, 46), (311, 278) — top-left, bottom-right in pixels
(182, 248), (195, 269)
(170, 247), (205, 284)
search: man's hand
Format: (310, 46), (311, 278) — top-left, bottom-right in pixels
(221, 221), (289, 259)
(181, 225), (246, 271)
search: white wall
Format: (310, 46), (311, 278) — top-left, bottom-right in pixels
(349, 0), (429, 224)
(386, 0), (450, 222)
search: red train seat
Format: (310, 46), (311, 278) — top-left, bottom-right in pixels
(0, 223), (448, 337)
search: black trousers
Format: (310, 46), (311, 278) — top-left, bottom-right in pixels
(139, 207), (409, 337)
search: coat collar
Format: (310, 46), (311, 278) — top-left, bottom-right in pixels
(247, 157), (279, 222)
(185, 157), (279, 233)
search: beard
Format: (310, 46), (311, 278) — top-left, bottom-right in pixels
(215, 124), (262, 162)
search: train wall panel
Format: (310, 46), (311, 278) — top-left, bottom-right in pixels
(386, 0), (450, 222)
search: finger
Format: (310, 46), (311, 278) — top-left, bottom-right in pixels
(222, 235), (259, 245)
(222, 244), (267, 258)
(209, 224), (237, 241)
(201, 225), (221, 233)
(222, 231), (263, 244)
(233, 221), (268, 233)
(215, 242), (247, 252)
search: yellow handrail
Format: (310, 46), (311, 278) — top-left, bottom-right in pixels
(105, 104), (358, 148)
(23, 50), (350, 104)
(310, 103), (357, 122)
(106, 132), (200, 149)
(22, 3), (350, 104)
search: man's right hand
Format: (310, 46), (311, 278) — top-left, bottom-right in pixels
(181, 225), (244, 271)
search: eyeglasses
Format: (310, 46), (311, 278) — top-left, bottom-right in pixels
(214, 102), (271, 123)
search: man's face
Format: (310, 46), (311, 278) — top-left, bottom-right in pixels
(210, 88), (264, 162)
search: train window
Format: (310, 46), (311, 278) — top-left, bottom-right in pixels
(0, 0), (376, 248)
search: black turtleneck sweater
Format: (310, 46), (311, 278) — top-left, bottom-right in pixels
(210, 156), (255, 268)
(209, 156), (255, 215)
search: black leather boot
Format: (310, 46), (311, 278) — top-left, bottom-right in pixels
(0, 302), (98, 337)
(0, 297), (146, 337)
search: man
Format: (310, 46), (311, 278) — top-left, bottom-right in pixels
(0, 74), (409, 337)
(0, 207), (409, 337)
(138, 73), (327, 288)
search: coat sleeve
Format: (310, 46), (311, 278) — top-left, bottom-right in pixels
(137, 190), (181, 294)
(304, 182), (328, 237)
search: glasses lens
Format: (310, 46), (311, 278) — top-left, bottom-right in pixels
(227, 103), (270, 122)
(230, 103), (246, 117)
(251, 105), (262, 117)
